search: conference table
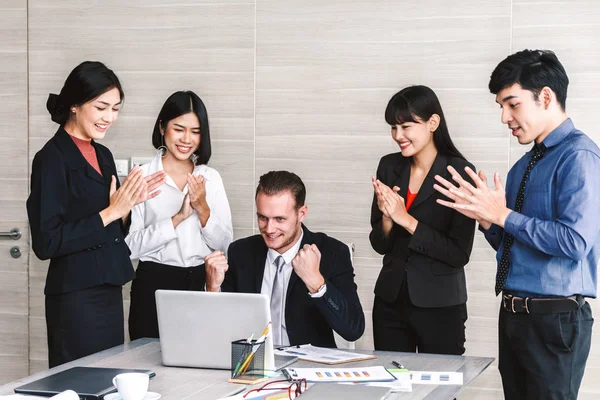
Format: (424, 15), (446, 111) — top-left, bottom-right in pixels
(0, 339), (494, 399)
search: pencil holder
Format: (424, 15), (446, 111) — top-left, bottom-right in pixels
(231, 339), (266, 378)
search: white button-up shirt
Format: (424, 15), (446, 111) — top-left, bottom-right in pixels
(126, 154), (233, 267)
(260, 231), (327, 346)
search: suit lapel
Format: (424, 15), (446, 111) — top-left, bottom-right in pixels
(392, 159), (411, 201)
(255, 238), (268, 293)
(409, 153), (448, 210)
(54, 128), (103, 185)
(285, 225), (310, 300)
(93, 143), (113, 187)
(54, 128), (111, 187)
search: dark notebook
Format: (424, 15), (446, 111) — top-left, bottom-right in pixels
(14, 367), (155, 400)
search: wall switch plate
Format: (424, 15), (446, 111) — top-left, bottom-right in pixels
(130, 156), (154, 169)
(114, 159), (129, 176)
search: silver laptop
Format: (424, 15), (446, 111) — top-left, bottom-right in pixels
(156, 290), (296, 371)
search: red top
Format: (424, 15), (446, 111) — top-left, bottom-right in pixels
(70, 135), (102, 176)
(405, 188), (417, 210)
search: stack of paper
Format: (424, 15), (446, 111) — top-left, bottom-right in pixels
(274, 344), (376, 364)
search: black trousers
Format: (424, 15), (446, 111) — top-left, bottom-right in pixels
(45, 284), (124, 368)
(128, 260), (206, 340)
(372, 280), (467, 354)
(498, 296), (593, 400)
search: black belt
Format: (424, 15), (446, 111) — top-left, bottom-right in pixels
(502, 293), (581, 314)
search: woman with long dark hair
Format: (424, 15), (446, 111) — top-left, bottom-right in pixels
(27, 61), (165, 367)
(369, 85), (476, 354)
(126, 91), (233, 340)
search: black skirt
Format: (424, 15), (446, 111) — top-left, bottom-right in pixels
(45, 284), (124, 368)
(128, 260), (205, 341)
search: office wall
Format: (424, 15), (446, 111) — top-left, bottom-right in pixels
(0, 0), (29, 384)
(2, 0), (597, 398)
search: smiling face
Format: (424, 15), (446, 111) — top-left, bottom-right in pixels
(161, 112), (201, 162)
(66, 87), (122, 140)
(391, 115), (437, 158)
(256, 190), (307, 254)
(496, 83), (550, 145)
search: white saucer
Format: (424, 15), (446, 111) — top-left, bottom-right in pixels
(104, 392), (161, 400)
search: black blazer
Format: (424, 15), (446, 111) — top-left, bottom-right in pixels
(27, 128), (134, 295)
(369, 152), (476, 308)
(222, 225), (365, 347)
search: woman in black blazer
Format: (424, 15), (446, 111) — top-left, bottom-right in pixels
(370, 85), (476, 355)
(27, 61), (165, 367)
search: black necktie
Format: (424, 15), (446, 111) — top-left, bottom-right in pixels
(495, 145), (546, 296)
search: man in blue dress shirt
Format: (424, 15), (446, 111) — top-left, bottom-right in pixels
(434, 49), (600, 399)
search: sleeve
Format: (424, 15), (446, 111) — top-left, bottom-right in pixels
(312, 243), (365, 342)
(408, 209), (475, 268)
(221, 241), (239, 293)
(368, 158), (396, 255)
(407, 164), (476, 268)
(124, 200), (178, 260)
(199, 170), (233, 253)
(503, 150), (600, 260)
(27, 150), (107, 260)
(481, 223), (504, 251)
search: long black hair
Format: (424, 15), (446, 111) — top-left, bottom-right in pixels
(385, 85), (465, 160)
(152, 91), (211, 166)
(46, 61), (124, 126)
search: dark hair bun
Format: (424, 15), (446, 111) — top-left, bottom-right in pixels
(46, 93), (69, 125)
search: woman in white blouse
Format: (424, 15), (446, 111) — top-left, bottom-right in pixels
(126, 91), (233, 340)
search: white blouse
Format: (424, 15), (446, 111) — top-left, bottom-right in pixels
(125, 154), (233, 267)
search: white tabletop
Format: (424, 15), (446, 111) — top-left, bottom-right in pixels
(0, 339), (494, 400)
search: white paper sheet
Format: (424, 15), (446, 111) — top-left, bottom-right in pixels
(274, 344), (375, 364)
(282, 366), (395, 382)
(341, 368), (412, 392)
(410, 371), (463, 385)
(0, 390), (78, 400)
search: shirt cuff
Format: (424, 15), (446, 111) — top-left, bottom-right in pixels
(503, 211), (527, 236)
(480, 222), (499, 240)
(203, 283), (221, 292)
(199, 213), (219, 236)
(309, 283), (327, 298)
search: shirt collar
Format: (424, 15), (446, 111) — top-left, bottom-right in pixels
(148, 153), (208, 176)
(541, 118), (574, 149)
(267, 230), (304, 266)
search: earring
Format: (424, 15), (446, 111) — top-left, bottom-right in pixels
(190, 153), (198, 165)
(158, 134), (167, 158)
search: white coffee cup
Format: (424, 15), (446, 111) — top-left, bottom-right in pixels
(112, 373), (149, 400)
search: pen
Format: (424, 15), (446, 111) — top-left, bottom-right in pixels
(260, 322), (271, 338)
(276, 344), (301, 351)
(232, 347), (250, 378)
(391, 361), (405, 369)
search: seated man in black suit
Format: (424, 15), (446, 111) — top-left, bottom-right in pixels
(205, 170), (365, 347)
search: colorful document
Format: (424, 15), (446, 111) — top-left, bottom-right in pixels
(342, 368), (412, 392)
(282, 366), (395, 382)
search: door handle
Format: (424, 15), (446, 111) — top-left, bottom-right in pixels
(0, 228), (21, 240)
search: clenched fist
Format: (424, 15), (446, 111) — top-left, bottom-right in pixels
(292, 244), (325, 294)
(205, 251), (228, 292)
